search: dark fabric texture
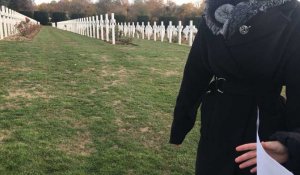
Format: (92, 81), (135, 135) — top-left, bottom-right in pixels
(170, 0), (300, 174)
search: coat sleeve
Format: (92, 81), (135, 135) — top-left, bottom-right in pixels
(169, 24), (213, 144)
(278, 27), (300, 172)
(270, 131), (300, 174)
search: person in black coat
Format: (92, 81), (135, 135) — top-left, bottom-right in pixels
(169, 0), (300, 174)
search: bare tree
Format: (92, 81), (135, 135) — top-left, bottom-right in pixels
(35, 0), (205, 23)
(0, 0), (10, 6)
(95, 0), (114, 14)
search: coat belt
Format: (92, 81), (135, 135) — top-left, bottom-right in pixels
(206, 76), (281, 96)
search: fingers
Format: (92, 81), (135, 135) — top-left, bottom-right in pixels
(235, 142), (287, 173)
(235, 143), (257, 172)
(235, 150), (256, 163)
(236, 143), (256, 152)
(237, 142), (281, 152)
(238, 157), (257, 169)
(250, 167), (257, 173)
(262, 141), (284, 153)
(262, 141), (277, 151)
(262, 141), (289, 163)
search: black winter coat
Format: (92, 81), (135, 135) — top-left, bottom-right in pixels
(170, 0), (300, 175)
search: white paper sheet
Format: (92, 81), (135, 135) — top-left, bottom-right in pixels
(256, 108), (294, 175)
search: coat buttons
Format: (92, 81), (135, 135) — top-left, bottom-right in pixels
(239, 25), (251, 35)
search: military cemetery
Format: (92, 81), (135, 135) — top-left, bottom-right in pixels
(0, 0), (205, 174)
(54, 14), (198, 46)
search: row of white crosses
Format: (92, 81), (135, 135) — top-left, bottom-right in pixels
(55, 13), (116, 45)
(0, 6), (39, 40)
(117, 20), (198, 46)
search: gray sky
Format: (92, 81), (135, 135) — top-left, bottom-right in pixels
(34, 0), (198, 5)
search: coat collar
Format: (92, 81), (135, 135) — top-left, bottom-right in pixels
(223, 0), (298, 46)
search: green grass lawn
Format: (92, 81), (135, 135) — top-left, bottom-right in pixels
(0, 27), (201, 175)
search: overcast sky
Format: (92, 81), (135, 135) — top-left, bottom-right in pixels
(34, 0), (198, 5)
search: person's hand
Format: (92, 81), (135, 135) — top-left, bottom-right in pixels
(235, 141), (289, 173)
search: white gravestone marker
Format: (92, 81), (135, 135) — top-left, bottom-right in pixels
(0, 7), (4, 40)
(167, 21), (173, 43)
(93, 16), (96, 38)
(96, 15), (100, 39)
(110, 13), (116, 45)
(132, 22), (136, 38)
(89, 17), (93, 37)
(8, 9), (12, 35)
(128, 22), (131, 37)
(177, 21), (183, 45)
(146, 22), (153, 40)
(153, 22), (158, 41)
(189, 20), (193, 46)
(141, 22), (145, 40)
(183, 25), (189, 40)
(85, 17), (89, 36)
(124, 23), (128, 37)
(2, 6), (7, 38)
(100, 15), (104, 40)
(160, 21), (165, 42)
(136, 22), (140, 39)
(105, 14), (109, 42)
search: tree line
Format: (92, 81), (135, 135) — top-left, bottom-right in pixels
(0, 0), (205, 26)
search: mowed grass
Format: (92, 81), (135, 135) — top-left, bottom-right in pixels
(0, 27), (201, 175)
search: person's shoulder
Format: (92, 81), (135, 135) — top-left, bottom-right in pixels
(197, 15), (206, 29)
(197, 15), (211, 34)
(278, 0), (300, 36)
(287, 0), (300, 23)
